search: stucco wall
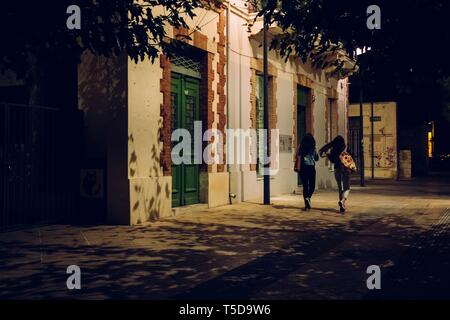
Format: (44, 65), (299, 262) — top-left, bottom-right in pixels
(228, 5), (349, 202)
(127, 56), (173, 224)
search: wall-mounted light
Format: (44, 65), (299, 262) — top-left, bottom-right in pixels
(428, 121), (435, 158)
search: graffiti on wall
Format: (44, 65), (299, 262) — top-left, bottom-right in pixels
(372, 132), (396, 168)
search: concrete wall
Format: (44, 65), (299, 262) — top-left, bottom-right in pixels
(349, 101), (398, 179)
(127, 56), (173, 224)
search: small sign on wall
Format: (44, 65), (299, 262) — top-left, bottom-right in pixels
(279, 135), (293, 153)
(80, 169), (104, 199)
(370, 116), (382, 122)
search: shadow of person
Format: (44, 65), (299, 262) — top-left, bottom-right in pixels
(313, 207), (340, 214)
(271, 204), (301, 210)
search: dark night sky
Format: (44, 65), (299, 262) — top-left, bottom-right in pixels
(349, 51), (450, 155)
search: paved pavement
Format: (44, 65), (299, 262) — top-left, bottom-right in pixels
(1, 173), (449, 299)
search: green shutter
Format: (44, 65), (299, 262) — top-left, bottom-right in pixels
(298, 87), (308, 106)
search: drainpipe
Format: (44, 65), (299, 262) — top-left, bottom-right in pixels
(262, 12), (270, 205)
(226, 1), (235, 204)
(239, 9), (244, 203)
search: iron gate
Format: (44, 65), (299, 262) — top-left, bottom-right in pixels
(1, 103), (80, 230)
(348, 117), (361, 170)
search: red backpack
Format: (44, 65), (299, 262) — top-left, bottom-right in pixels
(339, 151), (357, 173)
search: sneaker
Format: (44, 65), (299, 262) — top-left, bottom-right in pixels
(303, 198), (309, 211)
(338, 201), (346, 214)
(306, 198), (312, 210)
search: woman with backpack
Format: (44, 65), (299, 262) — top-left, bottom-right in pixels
(319, 135), (352, 214)
(294, 133), (319, 211)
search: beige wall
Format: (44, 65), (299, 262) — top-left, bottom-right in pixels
(228, 4), (350, 201)
(127, 56), (173, 224)
(349, 102), (398, 179)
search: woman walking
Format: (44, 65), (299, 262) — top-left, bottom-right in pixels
(295, 133), (319, 211)
(319, 135), (350, 214)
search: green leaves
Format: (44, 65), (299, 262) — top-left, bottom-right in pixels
(0, 0), (203, 77)
(259, 0), (450, 81)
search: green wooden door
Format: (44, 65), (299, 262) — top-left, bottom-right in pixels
(171, 73), (200, 207)
(297, 87), (308, 185)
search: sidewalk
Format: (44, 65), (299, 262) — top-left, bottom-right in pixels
(1, 173), (449, 299)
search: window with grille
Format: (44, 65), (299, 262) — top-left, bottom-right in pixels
(171, 54), (201, 79)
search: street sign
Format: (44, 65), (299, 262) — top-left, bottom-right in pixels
(371, 116), (381, 122)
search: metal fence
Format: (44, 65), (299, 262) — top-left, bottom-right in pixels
(348, 117), (361, 170)
(1, 103), (81, 230)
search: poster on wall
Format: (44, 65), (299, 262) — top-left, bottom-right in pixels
(80, 169), (104, 199)
(279, 135), (293, 153)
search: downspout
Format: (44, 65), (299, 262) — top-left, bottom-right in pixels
(226, 1), (236, 203)
(239, 12), (244, 203)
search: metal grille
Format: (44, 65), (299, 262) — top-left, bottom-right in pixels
(348, 117), (361, 170)
(1, 103), (81, 230)
(171, 54), (201, 78)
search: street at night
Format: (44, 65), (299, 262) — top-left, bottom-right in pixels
(2, 0), (450, 312)
(1, 173), (449, 299)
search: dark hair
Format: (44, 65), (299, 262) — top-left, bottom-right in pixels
(300, 133), (316, 156)
(332, 135), (346, 152)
